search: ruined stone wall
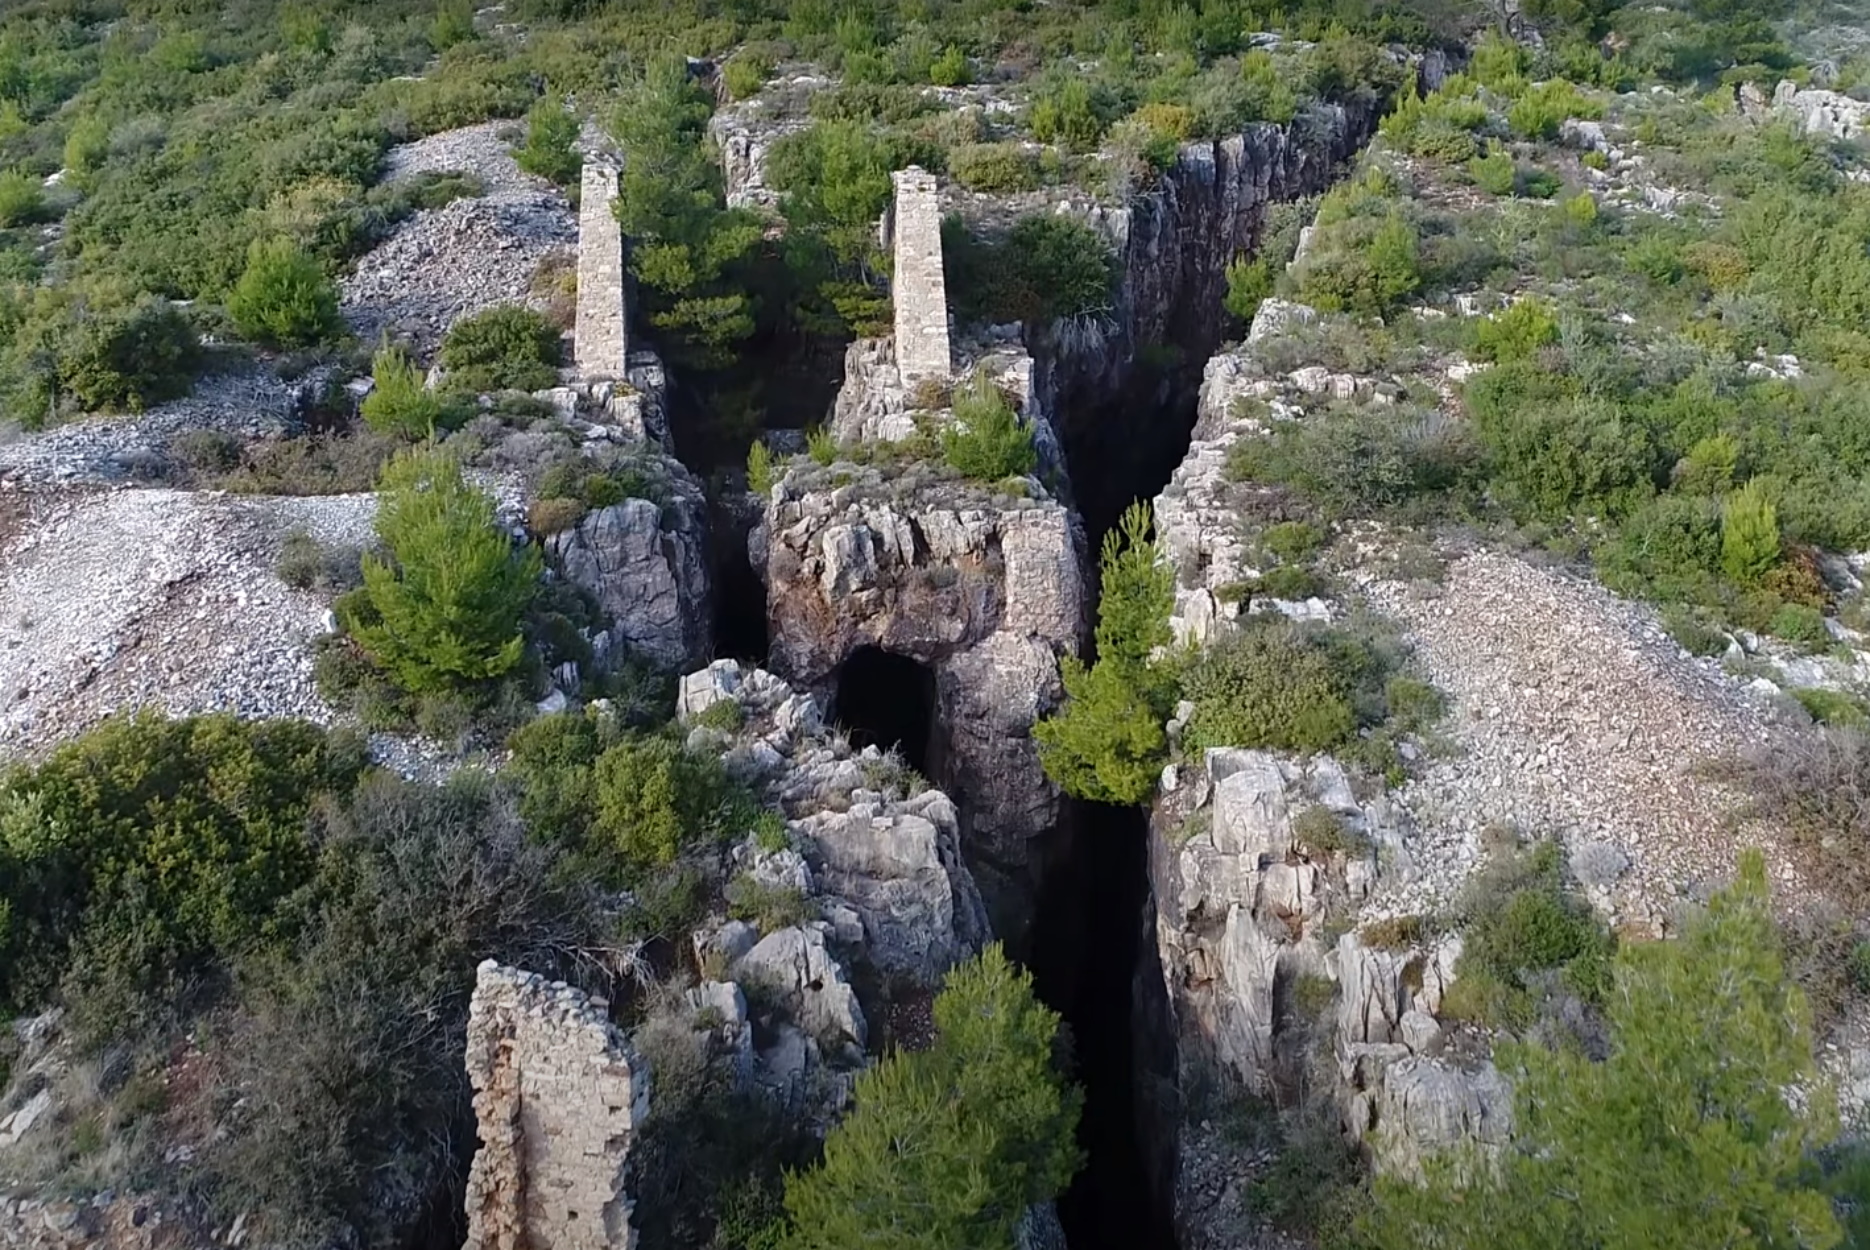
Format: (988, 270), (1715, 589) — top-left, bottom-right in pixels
(575, 162), (630, 378)
(462, 961), (647, 1250)
(889, 167), (952, 386)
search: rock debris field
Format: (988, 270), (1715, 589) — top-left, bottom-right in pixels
(0, 484), (375, 760)
(1360, 546), (1804, 931)
(340, 120), (577, 348)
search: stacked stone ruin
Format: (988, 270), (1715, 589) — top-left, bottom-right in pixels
(888, 167), (952, 386)
(574, 161), (630, 378)
(462, 961), (648, 1250)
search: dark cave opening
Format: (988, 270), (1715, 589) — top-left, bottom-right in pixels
(827, 646), (941, 778)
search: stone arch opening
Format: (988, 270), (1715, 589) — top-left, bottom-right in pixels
(828, 647), (940, 778)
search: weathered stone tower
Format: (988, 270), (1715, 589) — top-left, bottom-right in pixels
(462, 961), (647, 1250)
(888, 167), (952, 386)
(575, 161), (630, 378)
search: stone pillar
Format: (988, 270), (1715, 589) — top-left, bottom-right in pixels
(576, 161), (630, 378)
(889, 167), (952, 387)
(462, 961), (648, 1250)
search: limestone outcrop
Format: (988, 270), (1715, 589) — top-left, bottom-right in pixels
(1764, 78), (1870, 140)
(462, 962), (649, 1250)
(547, 467), (711, 673)
(759, 468), (1084, 933)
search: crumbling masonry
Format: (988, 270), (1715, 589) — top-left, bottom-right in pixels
(462, 961), (648, 1250)
(888, 167), (952, 386)
(575, 161), (630, 377)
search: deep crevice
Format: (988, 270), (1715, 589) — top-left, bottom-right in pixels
(1029, 370), (1202, 1250)
(1030, 800), (1177, 1250)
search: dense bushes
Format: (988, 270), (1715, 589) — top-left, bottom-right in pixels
(777, 945), (1082, 1249)
(438, 305), (562, 392)
(1360, 854), (1841, 1250)
(1037, 503), (1176, 804)
(341, 447), (541, 694)
(360, 345), (443, 437)
(944, 213), (1113, 328)
(0, 714), (364, 1022)
(514, 93), (581, 186)
(0, 286), (199, 422)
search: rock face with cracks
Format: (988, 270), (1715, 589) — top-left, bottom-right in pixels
(759, 464), (1084, 938)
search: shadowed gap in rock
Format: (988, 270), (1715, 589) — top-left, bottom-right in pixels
(827, 646), (939, 778)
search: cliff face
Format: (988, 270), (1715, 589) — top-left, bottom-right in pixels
(1038, 101), (1384, 527)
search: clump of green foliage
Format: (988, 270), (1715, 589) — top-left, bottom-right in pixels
(514, 93), (582, 186)
(1037, 502), (1177, 805)
(776, 945), (1082, 1248)
(438, 305), (562, 392)
(1474, 298), (1560, 363)
(360, 345), (443, 438)
(1182, 621), (1357, 755)
(1720, 479), (1780, 585)
(947, 142), (1041, 193)
(0, 714), (363, 1021)
(1438, 840), (1612, 1028)
(945, 213), (1113, 327)
(940, 375), (1037, 481)
(1361, 853), (1842, 1250)
(1289, 176), (1423, 318)
(341, 447), (541, 694)
(226, 237), (343, 349)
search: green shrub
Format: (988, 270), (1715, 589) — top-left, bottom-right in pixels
(1261, 521), (1325, 562)
(1292, 805), (1369, 856)
(1227, 403), (1477, 521)
(1037, 503), (1176, 805)
(1029, 75), (1112, 151)
(1223, 255), (1274, 323)
(1792, 688), (1867, 728)
(1769, 602), (1828, 645)
(431, 0), (476, 49)
(1293, 210), (1421, 318)
(807, 427), (838, 465)
(746, 440), (777, 493)
(1182, 623), (1357, 755)
(360, 345), (443, 438)
(722, 52), (772, 101)
(947, 143), (1040, 193)
(514, 94), (582, 186)
(695, 699), (745, 732)
(226, 238), (343, 350)
(0, 168), (44, 227)
(929, 45), (969, 87)
(1384, 675), (1445, 731)
(1474, 298), (1560, 363)
(1676, 434), (1740, 494)
(1361, 914), (1427, 950)
(1721, 479), (1780, 585)
(593, 734), (735, 876)
(27, 293), (201, 416)
(947, 214), (1116, 327)
(725, 874), (816, 932)
(1467, 370), (1657, 521)
(342, 447), (541, 693)
(439, 305), (562, 392)
(777, 946), (1082, 1249)
(1660, 603), (1730, 657)
(1508, 79), (1601, 141)
(940, 376), (1037, 481)
(1468, 149), (1516, 196)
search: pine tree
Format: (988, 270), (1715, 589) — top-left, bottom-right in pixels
(1356, 851), (1843, 1250)
(344, 448), (541, 693)
(778, 945), (1083, 1250)
(1722, 478), (1780, 585)
(360, 345), (441, 439)
(1035, 502), (1176, 804)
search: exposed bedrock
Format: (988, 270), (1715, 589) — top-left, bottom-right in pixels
(1038, 100), (1383, 531)
(759, 470), (1086, 942)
